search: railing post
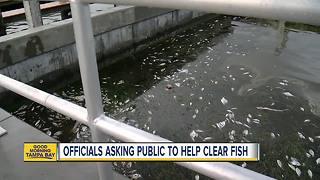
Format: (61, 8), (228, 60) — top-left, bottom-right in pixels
(23, 0), (43, 28)
(0, 126), (7, 137)
(70, 1), (114, 180)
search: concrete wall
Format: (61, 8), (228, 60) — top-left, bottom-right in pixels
(0, 6), (205, 86)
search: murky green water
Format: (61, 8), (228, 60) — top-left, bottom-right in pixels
(4, 16), (320, 179)
(5, 4), (114, 34)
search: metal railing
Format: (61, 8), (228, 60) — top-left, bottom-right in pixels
(1, 0), (319, 179)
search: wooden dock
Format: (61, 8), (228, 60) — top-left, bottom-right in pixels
(2, 1), (70, 22)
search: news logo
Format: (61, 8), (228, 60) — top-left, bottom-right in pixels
(24, 143), (57, 161)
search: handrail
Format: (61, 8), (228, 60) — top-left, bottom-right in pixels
(77, 0), (320, 26)
(0, 74), (273, 180)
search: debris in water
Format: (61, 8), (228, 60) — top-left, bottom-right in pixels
(203, 137), (213, 141)
(221, 97), (228, 105)
(124, 99), (130, 104)
(178, 69), (189, 73)
(295, 168), (301, 177)
(195, 174), (200, 180)
(117, 80), (125, 85)
(126, 162), (132, 168)
(216, 121), (226, 129)
(298, 132), (306, 139)
(230, 130), (236, 135)
(277, 160), (283, 168)
(288, 163), (296, 171)
(309, 149), (315, 157)
(243, 130), (249, 136)
(307, 169), (313, 179)
(190, 130), (199, 141)
(256, 107), (288, 112)
(229, 134), (235, 141)
(252, 119), (260, 124)
(195, 129), (204, 133)
(241, 162), (247, 168)
(290, 157), (301, 166)
(283, 92), (294, 97)
(131, 173), (142, 179)
(306, 152), (311, 158)
(308, 137), (314, 142)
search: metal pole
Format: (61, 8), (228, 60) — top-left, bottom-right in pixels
(23, 0), (43, 28)
(79, 0), (320, 26)
(0, 74), (88, 124)
(95, 116), (274, 180)
(70, 1), (114, 180)
(0, 74), (273, 179)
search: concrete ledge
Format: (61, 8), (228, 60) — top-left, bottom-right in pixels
(0, 6), (206, 89)
(0, 6), (136, 68)
(0, 107), (11, 122)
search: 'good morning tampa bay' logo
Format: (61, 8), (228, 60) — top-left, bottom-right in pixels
(24, 143), (57, 161)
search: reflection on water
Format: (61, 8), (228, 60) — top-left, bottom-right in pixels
(6, 15), (320, 179)
(5, 4), (114, 34)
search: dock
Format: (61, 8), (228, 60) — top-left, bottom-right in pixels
(1, 1), (70, 23)
(0, 108), (127, 180)
(2, 1), (69, 18)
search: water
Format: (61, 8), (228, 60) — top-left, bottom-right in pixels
(5, 4), (114, 34)
(4, 16), (320, 179)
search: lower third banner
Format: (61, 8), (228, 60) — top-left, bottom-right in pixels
(24, 143), (259, 162)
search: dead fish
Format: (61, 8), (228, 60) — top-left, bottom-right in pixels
(203, 137), (213, 141)
(221, 97), (228, 105)
(190, 130), (199, 141)
(297, 132), (306, 139)
(295, 168), (301, 177)
(307, 169), (312, 179)
(290, 157), (301, 166)
(277, 160), (283, 168)
(283, 92), (294, 97)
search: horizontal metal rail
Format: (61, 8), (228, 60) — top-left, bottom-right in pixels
(0, 74), (273, 179)
(0, 74), (87, 125)
(77, 0), (320, 26)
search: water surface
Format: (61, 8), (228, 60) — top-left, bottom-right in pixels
(5, 16), (320, 179)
